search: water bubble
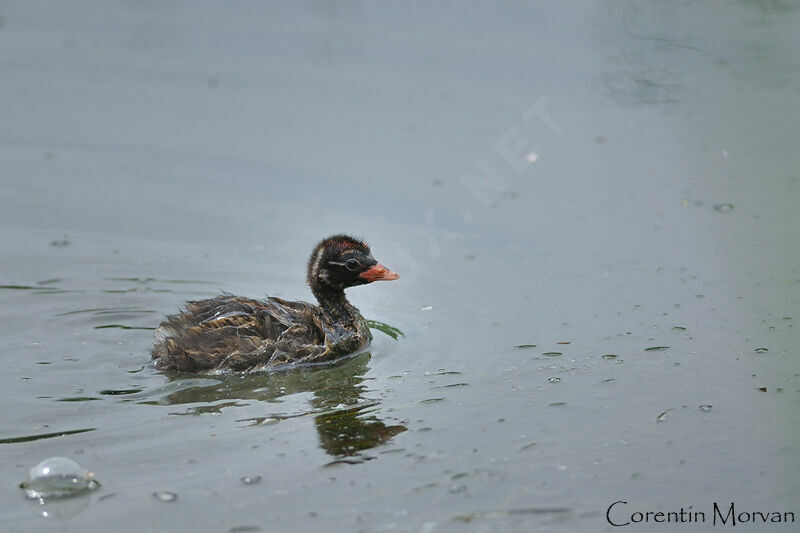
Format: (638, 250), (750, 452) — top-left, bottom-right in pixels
(547, 377), (561, 383)
(153, 491), (178, 502)
(699, 405), (712, 412)
(448, 483), (468, 494)
(240, 476), (262, 485)
(19, 457), (99, 500)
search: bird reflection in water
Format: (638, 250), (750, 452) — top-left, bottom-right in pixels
(154, 352), (406, 462)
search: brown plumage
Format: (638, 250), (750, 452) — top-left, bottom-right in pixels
(152, 235), (398, 372)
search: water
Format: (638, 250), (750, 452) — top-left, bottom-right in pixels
(1, 1), (799, 532)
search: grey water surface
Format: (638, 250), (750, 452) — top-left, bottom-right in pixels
(1, 1), (799, 532)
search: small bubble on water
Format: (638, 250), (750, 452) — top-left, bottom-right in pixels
(699, 405), (712, 412)
(547, 377), (561, 383)
(19, 457), (99, 500)
(240, 476), (262, 486)
(153, 491), (178, 502)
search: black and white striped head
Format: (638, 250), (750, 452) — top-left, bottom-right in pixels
(307, 235), (398, 292)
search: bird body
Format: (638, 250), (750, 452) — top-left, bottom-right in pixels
(152, 235), (398, 372)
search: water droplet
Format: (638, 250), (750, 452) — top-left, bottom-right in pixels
(19, 457), (99, 500)
(153, 491), (178, 502)
(240, 476), (262, 486)
(547, 377), (561, 383)
(699, 405), (712, 412)
(713, 203), (734, 213)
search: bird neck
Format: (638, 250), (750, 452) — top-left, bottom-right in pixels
(312, 284), (359, 324)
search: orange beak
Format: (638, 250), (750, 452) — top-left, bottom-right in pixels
(359, 263), (399, 282)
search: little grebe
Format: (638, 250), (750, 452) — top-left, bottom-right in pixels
(152, 235), (398, 372)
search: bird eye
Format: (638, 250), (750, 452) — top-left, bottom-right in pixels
(345, 258), (361, 271)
